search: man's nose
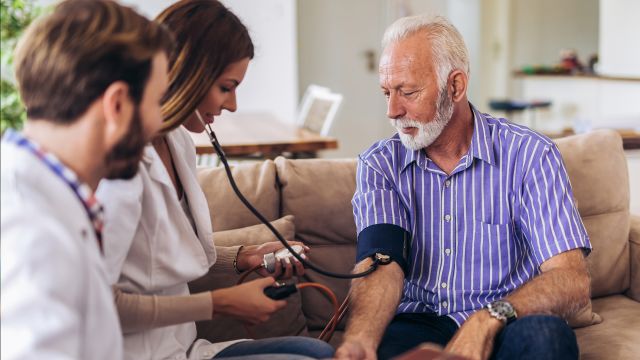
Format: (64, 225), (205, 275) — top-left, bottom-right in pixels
(386, 93), (405, 120)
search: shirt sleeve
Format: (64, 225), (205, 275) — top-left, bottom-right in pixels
(96, 174), (144, 284)
(1, 210), (83, 359)
(113, 287), (212, 334)
(519, 143), (591, 268)
(352, 155), (411, 233)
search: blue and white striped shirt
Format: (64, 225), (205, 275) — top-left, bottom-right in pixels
(352, 106), (591, 326)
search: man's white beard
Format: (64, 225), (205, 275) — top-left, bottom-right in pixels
(391, 87), (454, 151)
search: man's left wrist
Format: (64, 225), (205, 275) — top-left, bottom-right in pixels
(480, 309), (506, 334)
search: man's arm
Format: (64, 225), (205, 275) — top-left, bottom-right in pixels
(446, 143), (591, 360)
(507, 248), (590, 318)
(335, 258), (404, 360)
(1, 212), (83, 359)
(445, 249), (590, 360)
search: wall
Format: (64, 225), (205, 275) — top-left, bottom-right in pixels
(297, 0), (390, 158)
(37, 0), (300, 124)
(135, 0), (299, 124)
(509, 0), (599, 69)
(220, 0), (299, 124)
(599, 0), (640, 77)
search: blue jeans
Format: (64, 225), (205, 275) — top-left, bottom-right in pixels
(377, 313), (578, 360)
(213, 336), (335, 360)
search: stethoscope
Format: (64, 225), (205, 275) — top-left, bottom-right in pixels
(194, 109), (383, 279)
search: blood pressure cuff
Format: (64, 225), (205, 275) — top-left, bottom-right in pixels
(356, 224), (410, 275)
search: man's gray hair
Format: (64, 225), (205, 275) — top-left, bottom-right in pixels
(382, 14), (470, 89)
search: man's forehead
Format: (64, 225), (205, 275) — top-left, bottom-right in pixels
(379, 51), (431, 86)
(379, 40), (432, 77)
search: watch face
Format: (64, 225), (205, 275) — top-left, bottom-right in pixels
(492, 301), (516, 318)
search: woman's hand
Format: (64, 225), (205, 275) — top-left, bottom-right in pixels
(236, 241), (308, 279)
(211, 277), (287, 325)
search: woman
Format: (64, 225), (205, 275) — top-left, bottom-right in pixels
(96, 1), (334, 359)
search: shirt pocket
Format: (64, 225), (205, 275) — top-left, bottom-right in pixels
(461, 219), (511, 291)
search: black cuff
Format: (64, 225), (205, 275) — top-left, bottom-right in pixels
(356, 224), (410, 275)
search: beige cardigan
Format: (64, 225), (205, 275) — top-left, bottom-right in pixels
(113, 245), (240, 334)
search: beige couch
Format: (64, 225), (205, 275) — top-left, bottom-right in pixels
(190, 129), (640, 359)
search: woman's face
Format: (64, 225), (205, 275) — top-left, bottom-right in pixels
(183, 57), (251, 133)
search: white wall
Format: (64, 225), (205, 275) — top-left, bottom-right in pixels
(477, 0), (511, 110)
(37, 0), (299, 124)
(297, 0), (390, 158)
(221, 0), (298, 124)
(599, 0), (640, 77)
(131, 0), (299, 124)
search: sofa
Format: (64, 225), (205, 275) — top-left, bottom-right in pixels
(189, 129), (640, 359)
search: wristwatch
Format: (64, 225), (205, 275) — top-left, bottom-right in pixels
(485, 300), (518, 324)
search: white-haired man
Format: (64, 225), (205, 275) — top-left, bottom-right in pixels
(335, 15), (591, 360)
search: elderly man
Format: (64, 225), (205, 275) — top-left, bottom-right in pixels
(335, 15), (591, 360)
(1, 1), (172, 358)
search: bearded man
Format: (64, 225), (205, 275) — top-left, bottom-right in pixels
(335, 14), (592, 360)
(0, 1), (173, 358)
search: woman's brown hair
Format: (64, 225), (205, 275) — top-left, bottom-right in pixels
(157, 0), (254, 132)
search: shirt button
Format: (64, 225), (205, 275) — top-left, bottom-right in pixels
(445, 180), (451, 187)
(441, 282), (447, 288)
(444, 214), (451, 222)
(445, 248), (452, 255)
(442, 301), (448, 308)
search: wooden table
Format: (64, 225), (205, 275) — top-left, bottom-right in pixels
(543, 128), (640, 150)
(190, 112), (338, 158)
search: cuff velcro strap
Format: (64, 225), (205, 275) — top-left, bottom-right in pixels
(356, 224), (410, 275)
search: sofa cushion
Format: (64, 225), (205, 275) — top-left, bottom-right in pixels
(212, 215), (296, 247)
(275, 157), (357, 332)
(627, 215), (640, 302)
(275, 157), (358, 246)
(555, 130), (631, 297)
(197, 160), (280, 231)
(574, 295), (640, 359)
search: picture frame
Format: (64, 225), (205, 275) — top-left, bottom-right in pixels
(297, 84), (343, 136)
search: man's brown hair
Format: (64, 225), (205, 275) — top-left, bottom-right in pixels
(14, 0), (174, 124)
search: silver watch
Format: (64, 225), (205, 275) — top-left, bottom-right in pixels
(485, 300), (517, 324)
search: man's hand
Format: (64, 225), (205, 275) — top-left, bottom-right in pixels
(211, 277), (287, 325)
(236, 241), (308, 279)
(334, 339), (377, 360)
(444, 310), (504, 360)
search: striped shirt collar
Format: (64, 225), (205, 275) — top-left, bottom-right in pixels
(401, 104), (496, 173)
(2, 128), (104, 252)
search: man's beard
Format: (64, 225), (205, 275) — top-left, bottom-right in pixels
(390, 85), (454, 151)
(104, 107), (146, 180)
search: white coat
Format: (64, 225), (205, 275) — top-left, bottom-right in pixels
(0, 140), (123, 360)
(97, 127), (239, 360)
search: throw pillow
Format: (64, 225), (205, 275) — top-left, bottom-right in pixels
(213, 215), (295, 247)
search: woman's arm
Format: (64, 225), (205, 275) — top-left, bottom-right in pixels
(113, 287), (212, 334)
(113, 277), (288, 333)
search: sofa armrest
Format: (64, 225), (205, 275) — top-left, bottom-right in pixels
(626, 214), (640, 302)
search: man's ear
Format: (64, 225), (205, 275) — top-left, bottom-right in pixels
(102, 81), (134, 148)
(448, 70), (468, 102)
